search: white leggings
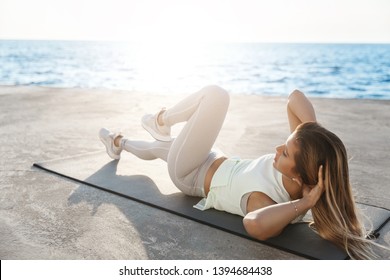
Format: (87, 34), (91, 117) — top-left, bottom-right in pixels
(121, 85), (229, 197)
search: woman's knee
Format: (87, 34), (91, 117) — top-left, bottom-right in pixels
(201, 85), (230, 107)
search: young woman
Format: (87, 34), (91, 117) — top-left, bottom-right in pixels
(99, 85), (379, 259)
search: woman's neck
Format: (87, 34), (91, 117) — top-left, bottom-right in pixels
(282, 175), (302, 200)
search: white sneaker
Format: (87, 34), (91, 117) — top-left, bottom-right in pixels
(141, 111), (172, 142)
(99, 128), (123, 160)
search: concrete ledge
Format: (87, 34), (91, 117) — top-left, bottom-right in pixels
(0, 86), (389, 259)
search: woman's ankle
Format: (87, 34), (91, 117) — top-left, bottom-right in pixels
(114, 135), (123, 147)
(157, 108), (166, 126)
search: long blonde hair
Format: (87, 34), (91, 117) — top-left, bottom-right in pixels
(294, 122), (379, 259)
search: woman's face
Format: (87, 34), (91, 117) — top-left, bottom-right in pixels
(273, 132), (300, 180)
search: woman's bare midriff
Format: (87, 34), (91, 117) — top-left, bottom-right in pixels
(203, 157), (227, 196)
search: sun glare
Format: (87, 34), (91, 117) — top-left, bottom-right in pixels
(125, 1), (234, 44)
(124, 40), (209, 93)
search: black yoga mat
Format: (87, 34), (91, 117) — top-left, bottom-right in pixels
(33, 151), (390, 260)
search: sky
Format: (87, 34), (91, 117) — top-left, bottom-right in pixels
(0, 0), (389, 43)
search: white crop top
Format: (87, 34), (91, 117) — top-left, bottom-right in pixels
(194, 154), (302, 222)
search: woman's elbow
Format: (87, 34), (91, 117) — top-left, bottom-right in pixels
(243, 216), (270, 241)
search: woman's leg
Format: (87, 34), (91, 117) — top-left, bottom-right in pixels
(120, 85), (229, 197)
(162, 85), (230, 196)
(120, 85), (229, 163)
(120, 138), (172, 162)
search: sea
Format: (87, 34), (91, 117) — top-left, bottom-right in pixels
(1, 40), (389, 99)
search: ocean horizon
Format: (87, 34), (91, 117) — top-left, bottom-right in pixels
(1, 40), (389, 99)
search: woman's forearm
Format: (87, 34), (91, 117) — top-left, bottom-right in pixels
(243, 198), (311, 240)
(287, 90), (317, 132)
